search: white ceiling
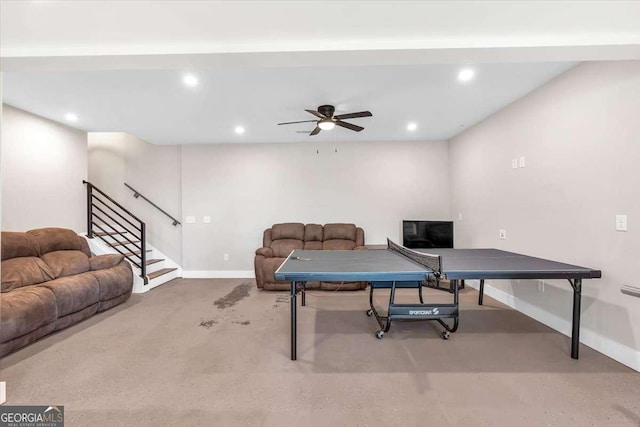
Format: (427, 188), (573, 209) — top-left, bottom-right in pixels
(1, 1), (639, 145)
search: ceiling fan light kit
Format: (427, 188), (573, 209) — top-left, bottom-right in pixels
(318, 119), (336, 130)
(278, 104), (372, 136)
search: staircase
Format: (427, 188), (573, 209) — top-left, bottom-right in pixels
(87, 231), (180, 293)
(83, 181), (182, 293)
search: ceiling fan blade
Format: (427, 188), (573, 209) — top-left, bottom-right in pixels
(335, 120), (364, 132)
(333, 111), (372, 120)
(309, 126), (321, 136)
(277, 120), (318, 125)
(305, 109), (326, 119)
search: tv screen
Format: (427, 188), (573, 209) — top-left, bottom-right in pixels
(402, 220), (454, 249)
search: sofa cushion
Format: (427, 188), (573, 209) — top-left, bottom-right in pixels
(304, 224), (323, 242)
(90, 260), (133, 301)
(54, 303), (98, 331)
(27, 227), (91, 257)
(41, 250), (90, 278)
(1, 232), (39, 260)
(271, 223), (305, 241)
(38, 273), (100, 317)
(270, 239), (304, 258)
(323, 223), (357, 241)
(304, 224), (324, 250)
(304, 241), (323, 250)
(0, 286), (57, 343)
(90, 254), (125, 271)
(1, 257), (55, 292)
(322, 239), (357, 250)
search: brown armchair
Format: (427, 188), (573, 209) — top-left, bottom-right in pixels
(255, 222), (366, 291)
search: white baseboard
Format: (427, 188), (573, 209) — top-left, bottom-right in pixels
(182, 270), (255, 279)
(466, 280), (640, 372)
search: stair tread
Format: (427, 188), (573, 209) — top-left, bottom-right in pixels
(147, 268), (177, 280)
(145, 258), (165, 266)
(94, 231), (129, 237)
(122, 249), (153, 256)
(111, 241), (141, 247)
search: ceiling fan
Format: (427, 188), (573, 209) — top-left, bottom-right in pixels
(278, 105), (372, 136)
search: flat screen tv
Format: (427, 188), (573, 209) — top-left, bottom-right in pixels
(402, 220), (454, 249)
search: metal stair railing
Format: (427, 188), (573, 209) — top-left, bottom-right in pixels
(83, 180), (147, 284)
(124, 183), (181, 226)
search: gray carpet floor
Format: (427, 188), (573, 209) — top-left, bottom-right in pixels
(1, 278), (639, 426)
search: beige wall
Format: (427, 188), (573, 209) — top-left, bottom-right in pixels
(181, 140), (450, 271)
(88, 133), (182, 264)
(1, 104), (87, 232)
(449, 61), (640, 355)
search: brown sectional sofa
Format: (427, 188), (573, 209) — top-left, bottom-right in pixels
(255, 223), (367, 291)
(1, 227), (133, 357)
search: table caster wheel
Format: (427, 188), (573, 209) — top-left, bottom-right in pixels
(366, 309), (373, 317)
(441, 331), (450, 340)
(375, 330), (384, 339)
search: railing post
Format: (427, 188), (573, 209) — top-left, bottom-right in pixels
(141, 222), (147, 282)
(84, 180), (93, 238)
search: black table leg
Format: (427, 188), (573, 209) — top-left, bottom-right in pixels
(478, 279), (485, 305)
(570, 279), (582, 359)
(291, 281), (297, 361)
(301, 281), (306, 306)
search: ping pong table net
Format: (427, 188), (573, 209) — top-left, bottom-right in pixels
(387, 238), (442, 278)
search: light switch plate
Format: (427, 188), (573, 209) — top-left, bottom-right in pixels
(518, 156), (526, 167)
(499, 229), (507, 240)
(512, 158), (518, 169)
(616, 214), (628, 231)
(186, 216), (196, 224)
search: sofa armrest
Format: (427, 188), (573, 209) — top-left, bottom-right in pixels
(255, 247), (274, 257)
(89, 254), (125, 271)
(354, 246), (367, 251)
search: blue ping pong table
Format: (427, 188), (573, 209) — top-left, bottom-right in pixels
(275, 239), (601, 361)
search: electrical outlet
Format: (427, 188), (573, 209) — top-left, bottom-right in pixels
(203, 216), (211, 224)
(512, 158), (518, 169)
(223, 254), (229, 261)
(499, 229), (506, 240)
(518, 156), (526, 168)
(616, 214), (627, 231)
(538, 280), (545, 292)
(458, 213), (463, 221)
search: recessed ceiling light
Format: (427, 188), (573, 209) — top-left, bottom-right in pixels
(65, 113), (78, 122)
(234, 126), (245, 135)
(458, 68), (475, 82)
(407, 122), (417, 131)
(183, 74), (199, 87)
